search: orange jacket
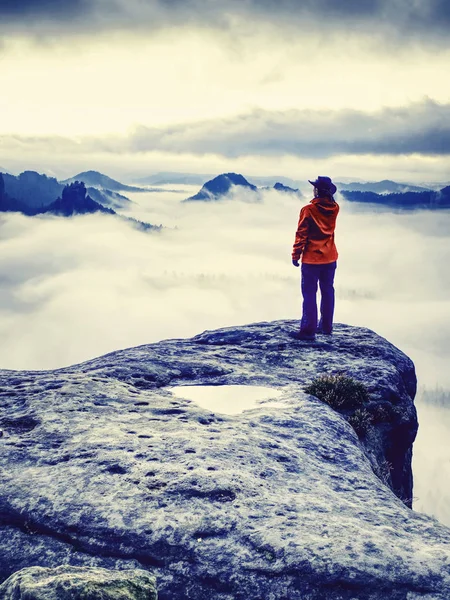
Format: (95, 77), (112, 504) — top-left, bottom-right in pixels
(292, 197), (339, 264)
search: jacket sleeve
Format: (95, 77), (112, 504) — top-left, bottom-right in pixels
(292, 206), (309, 260)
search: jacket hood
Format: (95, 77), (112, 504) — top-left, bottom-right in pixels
(311, 197), (339, 216)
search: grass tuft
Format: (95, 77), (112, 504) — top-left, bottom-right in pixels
(346, 408), (373, 436)
(304, 374), (370, 410)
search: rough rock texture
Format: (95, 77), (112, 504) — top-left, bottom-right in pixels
(1, 320), (449, 600)
(0, 565), (157, 599)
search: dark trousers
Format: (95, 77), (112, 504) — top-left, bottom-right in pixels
(300, 261), (337, 335)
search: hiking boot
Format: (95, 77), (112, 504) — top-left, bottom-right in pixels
(290, 331), (316, 341)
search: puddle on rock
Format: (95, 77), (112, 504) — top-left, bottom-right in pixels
(169, 384), (284, 415)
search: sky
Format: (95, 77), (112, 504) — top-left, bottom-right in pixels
(1, 0), (450, 182)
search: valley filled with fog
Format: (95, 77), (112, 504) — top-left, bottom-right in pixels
(0, 183), (449, 525)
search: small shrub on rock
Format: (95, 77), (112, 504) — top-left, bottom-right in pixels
(346, 408), (373, 437)
(304, 374), (370, 410)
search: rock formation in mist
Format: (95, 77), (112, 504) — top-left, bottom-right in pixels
(1, 320), (450, 599)
(259, 181), (302, 195)
(184, 173), (304, 202)
(48, 181), (161, 232)
(272, 182), (301, 195)
(184, 172), (259, 202)
(0, 172), (36, 214)
(46, 180), (116, 217)
(0, 179), (116, 218)
(1, 170), (63, 209)
(0, 177), (160, 231)
(0, 170), (131, 211)
(342, 185), (450, 209)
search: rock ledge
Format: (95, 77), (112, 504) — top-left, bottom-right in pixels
(1, 320), (449, 600)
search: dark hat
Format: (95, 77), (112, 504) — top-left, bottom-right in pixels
(308, 176), (337, 195)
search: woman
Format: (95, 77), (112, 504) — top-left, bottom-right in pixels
(291, 176), (339, 341)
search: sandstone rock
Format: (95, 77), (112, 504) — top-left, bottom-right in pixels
(0, 320), (449, 599)
(0, 565), (157, 599)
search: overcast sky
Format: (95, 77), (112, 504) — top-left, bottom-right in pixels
(1, 0), (450, 181)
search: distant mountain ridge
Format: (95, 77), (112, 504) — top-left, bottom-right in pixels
(2, 171), (63, 209)
(184, 173), (303, 202)
(1, 170), (131, 210)
(182, 172), (449, 207)
(136, 171), (305, 189)
(0, 176), (160, 231)
(337, 179), (432, 194)
(135, 172), (214, 186)
(341, 186), (450, 209)
(185, 173), (258, 202)
(134, 171), (442, 195)
(61, 171), (148, 193)
(248, 175), (303, 188)
(0, 177), (112, 217)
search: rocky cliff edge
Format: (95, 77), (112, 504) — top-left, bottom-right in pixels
(0, 320), (449, 600)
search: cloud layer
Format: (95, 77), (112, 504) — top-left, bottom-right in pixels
(128, 99), (450, 158)
(1, 186), (450, 381)
(1, 186), (450, 524)
(2, 99), (449, 160)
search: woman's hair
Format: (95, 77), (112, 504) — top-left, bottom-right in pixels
(316, 187), (335, 201)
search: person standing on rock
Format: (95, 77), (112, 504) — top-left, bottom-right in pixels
(291, 176), (339, 341)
